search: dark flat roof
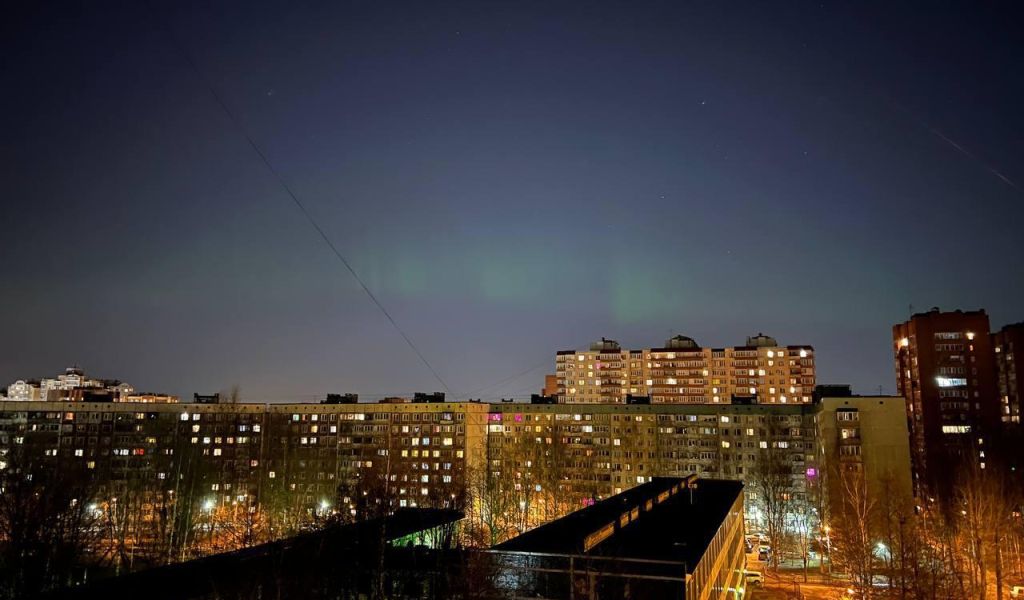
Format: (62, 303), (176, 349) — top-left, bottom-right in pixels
(44, 508), (463, 600)
(494, 477), (742, 572)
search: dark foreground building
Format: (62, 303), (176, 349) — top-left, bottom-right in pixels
(493, 476), (746, 600)
(41, 508), (465, 600)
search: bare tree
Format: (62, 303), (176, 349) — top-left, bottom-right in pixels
(830, 465), (877, 597)
(0, 447), (102, 598)
(750, 435), (794, 572)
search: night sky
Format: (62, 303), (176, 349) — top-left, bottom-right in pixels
(3, 1), (1022, 401)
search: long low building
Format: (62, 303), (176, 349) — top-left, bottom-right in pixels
(0, 394), (908, 560)
(493, 476), (747, 600)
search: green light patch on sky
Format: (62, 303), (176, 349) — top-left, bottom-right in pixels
(609, 259), (687, 324)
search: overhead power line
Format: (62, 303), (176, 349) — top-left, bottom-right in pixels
(459, 359), (551, 398)
(151, 8), (452, 395)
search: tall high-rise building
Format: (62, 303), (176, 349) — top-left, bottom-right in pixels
(893, 308), (1000, 493)
(555, 334), (815, 404)
(993, 322), (1024, 426)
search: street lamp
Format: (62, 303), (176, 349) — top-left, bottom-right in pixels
(822, 525), (832, 577)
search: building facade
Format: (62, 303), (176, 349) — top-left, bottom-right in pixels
(0, 397), (821, 533)
(555, 335), (815, 404)
(893, 308), (1000, 494)
(482, 401), (819, 535)
(0, 401), (489, 520)
(993, 322), (1023, 427)
(818, 395), (913, 526)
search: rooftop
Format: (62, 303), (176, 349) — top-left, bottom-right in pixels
(494, 476), (743, 572)
(45, 508), (463, 600)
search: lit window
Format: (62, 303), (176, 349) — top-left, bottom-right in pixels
(942, 425), (971, 434)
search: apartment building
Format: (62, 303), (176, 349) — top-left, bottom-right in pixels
(3, 394), (900, 556)
(818, 395), (913, 526)
(893, 308), (1000, 493)
(555, 334), (815, 404)
(993, 322), (1023, 426)
(2, 366), (177, 403)
(0, 401), (489, 518)
(483, 401), (819, 529)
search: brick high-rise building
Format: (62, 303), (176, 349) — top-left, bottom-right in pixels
(893, 308), (1000, 494)
(993, 322), (1024, 427)
(555, 334), (815, 404)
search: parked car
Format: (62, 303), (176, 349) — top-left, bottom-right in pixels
(743, 570), (763, 586)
